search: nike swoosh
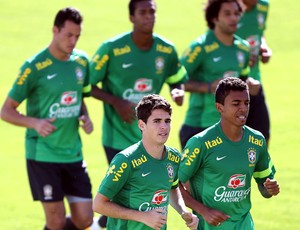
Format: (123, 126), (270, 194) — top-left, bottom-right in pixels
(216, 156), (227, 161)
(47, 74), (57, 80)
(142, 172), (151, 177)
(213, 57), (222, 62)
(122, 63), (133, 68)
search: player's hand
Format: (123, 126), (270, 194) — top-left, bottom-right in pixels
(171, 88), (184, 106)
(141, 208), (167, 230)
(201, 206), (230, 227)
(112, 98), (136, 123)
(181, 212), (199, 230)
(264, 178), (280, 196)
(260, 46), (272, 64)
(246, 77), (261, 96)
(34, 117), (56, 137)
(79, 115), (93, 134)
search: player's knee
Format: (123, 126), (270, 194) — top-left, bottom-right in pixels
(73, 213), (93, 229)
(46, 217), (66, 230)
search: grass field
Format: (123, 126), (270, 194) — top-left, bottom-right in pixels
(0, 0), (299, 229)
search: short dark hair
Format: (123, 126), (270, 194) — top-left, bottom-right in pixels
(136, 94), (172, 123)
(129, 0), (155, 16)
(54, 7), (82, 30)
(205, 0), (242, 29)
(215, 77), (248, 105)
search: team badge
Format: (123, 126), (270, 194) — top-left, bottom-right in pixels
(236, 51), (245, 67)
(166, 164), (174, 179)
(247, 148), (257, 165)
(257, 13), (265, 29)
(155, 57), (165, 74)
(75, 67), (84, 84)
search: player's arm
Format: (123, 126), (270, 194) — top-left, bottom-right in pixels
(169, 186), (199, 229)
(91, 85), (136, 123)
(179, 181), (230, 227)
(260, 36), (272, 64)
(93, 192), (167, 230)
(258, 178), (280, 198)
(0, 97), (56, 137)
(79, 100), (93, 134)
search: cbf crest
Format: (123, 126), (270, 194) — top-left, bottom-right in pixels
(247, 148), (256, 167)
(236, 51), (245, 68)
(166, 163), (174, 180)
(155, 57), (165, 74)
(75, 67), (84, 84)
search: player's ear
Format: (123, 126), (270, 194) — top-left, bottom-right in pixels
(138, 119), (145, 130)
(216, 102), (223, 113)
(129, 15), (135, 23)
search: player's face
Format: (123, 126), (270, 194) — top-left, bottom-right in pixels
(130, 0), (156, 34)
(217, 90), (249, 127)
(53, 20), (81, 57)
(214, 2), (241, 35)
(139, 109), (171, 145)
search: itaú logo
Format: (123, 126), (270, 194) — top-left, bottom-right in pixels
(151, 190), (168, 205)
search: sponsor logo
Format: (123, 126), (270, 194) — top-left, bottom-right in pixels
(17, 68), (31, 85)
(204, 42), (219, 53)
(93, 54), (109, 70)
(156, 44), (172, 54)
(43, 184), (53, 200)
(134, 78), (153, 93)
(216, 156), (227, 161)
(75, 57), (88, 67)
(122, 63), (133, 68)
(139, 203), (168, 212)
(49, 103), (81, 118)
(223, 71), (239, 78)
(185, 46), (201, 63)
(213, 56), (222, 62)
(131, 154), (148, 168)
(151, 190), (168, 205)
(248, 135), (263, 146)
(168, 152), (180, 163)
(47, 74), (57, 80)
(106, 163), (128, 182)
(228, 174), (246, 189)
(113, 45), (131, 56)
(36, 58), (53, 70)
(142, 172), (151, 177)
(205, 136), (223, 149)
(182, 148), (200, 166)
(214, 186), (250, 203)
(61, 91), (78, 106)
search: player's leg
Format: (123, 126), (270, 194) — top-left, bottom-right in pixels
(179, 124), (206, 149)
(63, 161), (93, 229)
(26, 160), (66, 229)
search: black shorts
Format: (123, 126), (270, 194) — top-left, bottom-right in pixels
(27, 160), (92, 202)
(246, 86), (270, 141)
(103, 146), (121, 164)
(179, 124), (206, 149)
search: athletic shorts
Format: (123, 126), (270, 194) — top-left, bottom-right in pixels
(179, 124), (207, 149)
(246, 86), (270, 141)
(27, 159), (92, 202)
(103, 146), (121, 164)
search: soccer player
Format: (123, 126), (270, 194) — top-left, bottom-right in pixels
(0, 7), (93, 230)
(179, 77), (280, 229)
(236, 0), (271, 145)
(89, 0), (187, 227)
(93, 94), (199, 230)
(179, 0), (261, 149)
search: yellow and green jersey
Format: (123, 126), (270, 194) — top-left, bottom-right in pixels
(8, 48), (90, 163)
(181, 30), (250, 128)
(179, 122), (276, 229)
(89, 32), (187, 150)
(99, 141), (181, 230)
(236, 0), (269, 81)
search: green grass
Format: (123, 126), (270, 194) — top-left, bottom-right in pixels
(0, 0), (299, 229)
